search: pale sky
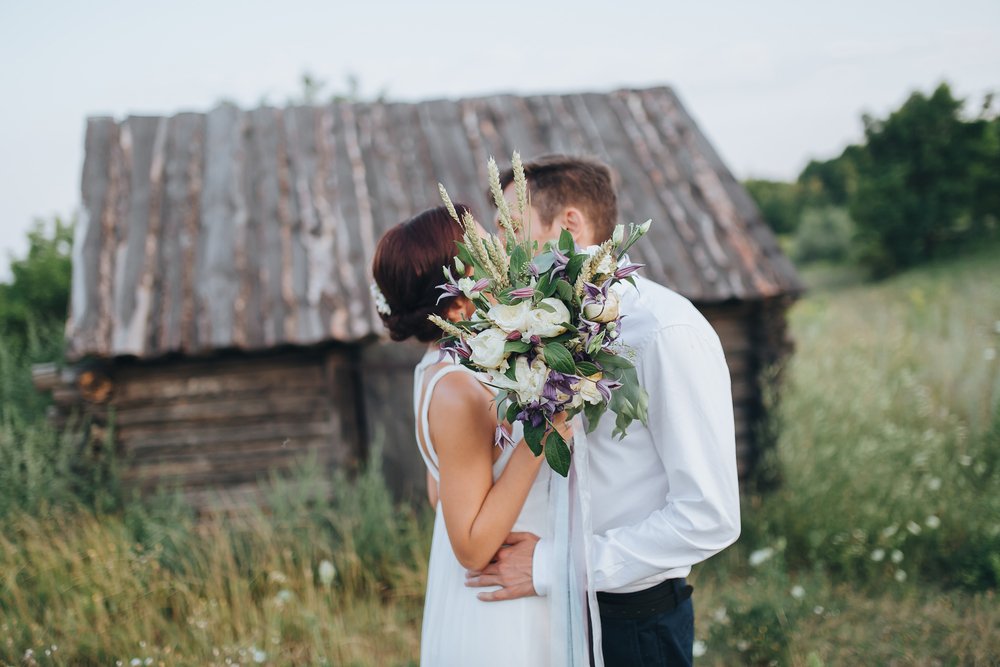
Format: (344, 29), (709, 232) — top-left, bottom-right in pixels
(1, 0), (998, 275)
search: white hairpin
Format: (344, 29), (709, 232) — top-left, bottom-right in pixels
(370, 281), (392, 316)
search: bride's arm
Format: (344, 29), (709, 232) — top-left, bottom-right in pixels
(428, 372), (570, 571)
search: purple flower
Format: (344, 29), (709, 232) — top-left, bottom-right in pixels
(436, 281), (462, 303)
(509, 286), (536, 300)
(614, 263), (644, 280)
(527, 262), (540, 278)
(595, 376), (623, 402)
(495, 424), (517, 449)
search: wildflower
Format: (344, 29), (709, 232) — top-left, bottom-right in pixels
(881, 524), (899, 538)
(870, 548), (885, 562)
(495, 424), (516, 449)
(253, 649), (267, 664)
(712, 607), (728, 623)
(813, 605), (825, 615)
(925, 515), (941, 529)
(693, 640), (707, 658)
(927, 477), (941, 491)
(748, 547), (774, 567)
(736, 640), (750, 652)
(894, 569), (907, 582)
(906, 521), (922, 535)
(959, 455), (973, 466)
(791, 585), (805, 600)
(131, 660), (141, 667)
(612, 224), (625, 245)
(891, 549), (904, 564)
(318, 559), (336, 587)
(268, 571), (287, 584)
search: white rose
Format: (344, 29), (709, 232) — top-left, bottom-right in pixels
(487, 300), (532, 333)
(490, 356), (549, 404)
(523, 298), (572, 339)
(574, 377), (604, 405)
(583, 290), (621, 323)
(467, 327), (509, 369)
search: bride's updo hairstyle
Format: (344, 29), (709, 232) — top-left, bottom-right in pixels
(371, 204), (470, 342)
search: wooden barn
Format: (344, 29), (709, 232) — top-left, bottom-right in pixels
(36, 85), (803, 512)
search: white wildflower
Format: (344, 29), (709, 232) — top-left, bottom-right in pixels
(253, 649), (267, 664)
(813, 605), (825, 615)
(927, 477), (941, 491)
(791, 585), (805, 600)
(318, 559), (336, 587)
(925, 515), (941, 529)
(736, 640), (750, 652)
(268, 570), (287, 584)
(894, 569), (907, 582)
(870, 548), (885, 562)
(906, 521), (922, 535)
(693, 640), (707, 658)
(748, 547), (774, 567)
(891, 549), (904, 564)
(959, 454), (973, 466)
(131, 660), (141, 667)
(881, 524), (899, 538)
(712, 607), (728, 623)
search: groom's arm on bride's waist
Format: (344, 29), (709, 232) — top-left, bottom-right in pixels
(587, 323), (741, 592)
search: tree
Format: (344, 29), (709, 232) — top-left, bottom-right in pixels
(0, 216), (73, 349)
(850, 83), (997, 275)
(744, 179), (802, 235)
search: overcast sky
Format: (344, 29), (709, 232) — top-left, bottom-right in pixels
(1, 0), (997, 275)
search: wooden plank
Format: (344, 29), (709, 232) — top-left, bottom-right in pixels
(196, 104), (243, 351)
(120, 419), (332, 449)
(114, 393), (331, 426)
(68, 118), (116, 359)
(123, 435), (335, 464)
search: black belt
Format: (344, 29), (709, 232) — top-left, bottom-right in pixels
(597, 577), (693, 620)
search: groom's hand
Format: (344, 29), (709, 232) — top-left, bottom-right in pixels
(464, 531), (539, 602)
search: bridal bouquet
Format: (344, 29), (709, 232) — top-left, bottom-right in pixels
(430, 153), (650, 476)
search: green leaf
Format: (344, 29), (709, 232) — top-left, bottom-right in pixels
(536, 301), (556, 313)
(505, 400), (521, 425)
(543, 343), (577, 375)
(504, 363), (518, 381)
(575, 361), (600, 376)
(536, 272), (554, 298)
(523, 421), (545, 457)
(532, 252), (556, 273)
(595, 350), (635, 371)
(543, 427), (571, 477)
(509, 245), (529, 278)
(558, 228), (575, 254)
(504, 340), (531, 354)
(554, 279), (575, 303)
(587, 331), (606, 356)
(583, 401), (606, 432)
(566, 254), (587, 283)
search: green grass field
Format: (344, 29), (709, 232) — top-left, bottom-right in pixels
(1, 249), (998, 666)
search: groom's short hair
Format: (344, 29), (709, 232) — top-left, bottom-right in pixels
(497, 155), (618, 243)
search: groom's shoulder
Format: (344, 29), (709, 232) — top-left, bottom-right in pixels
(625, 275), (718, 339)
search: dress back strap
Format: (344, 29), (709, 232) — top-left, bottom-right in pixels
(414, 364), (477, 480)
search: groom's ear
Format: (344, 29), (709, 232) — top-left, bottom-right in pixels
(560, 207), (590, 245)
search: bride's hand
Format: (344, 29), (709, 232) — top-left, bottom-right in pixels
(550, 411), (574, 442)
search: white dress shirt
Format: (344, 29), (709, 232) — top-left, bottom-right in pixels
(533, 274), (742, 594)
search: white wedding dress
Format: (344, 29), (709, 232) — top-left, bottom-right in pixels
(414, 347), (554, 666)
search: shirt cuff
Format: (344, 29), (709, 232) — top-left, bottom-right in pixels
(531, 537), (552, 597)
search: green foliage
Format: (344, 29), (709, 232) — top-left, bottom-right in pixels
(851, 83), (999, 275)
(0, 216), (73, 349)
(744, 179), (803, 235)
(792, 206), (855, 263)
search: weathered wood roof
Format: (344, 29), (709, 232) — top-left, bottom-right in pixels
(67, 86), (803, 361)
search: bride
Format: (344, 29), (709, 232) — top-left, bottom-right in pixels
(371, 204), (573, 666)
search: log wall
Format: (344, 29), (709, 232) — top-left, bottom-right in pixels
(109, 348), (362, 510)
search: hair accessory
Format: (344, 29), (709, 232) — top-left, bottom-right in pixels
(370, 281), (391, 316)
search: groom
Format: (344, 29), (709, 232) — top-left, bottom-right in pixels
(466, 155), (741, 666)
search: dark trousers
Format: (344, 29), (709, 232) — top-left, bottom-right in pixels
(596, 578), (694, 667)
